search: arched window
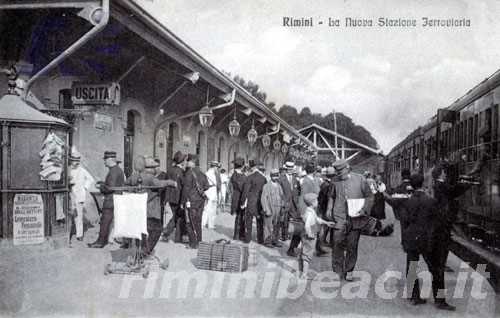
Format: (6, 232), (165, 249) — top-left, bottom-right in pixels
(167, 122), (179, 168)
(124, 110), (141, 177)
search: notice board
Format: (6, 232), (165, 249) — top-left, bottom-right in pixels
(13, 193), (44, 245)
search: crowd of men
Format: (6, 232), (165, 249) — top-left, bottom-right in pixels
(68, 148), (468, 311)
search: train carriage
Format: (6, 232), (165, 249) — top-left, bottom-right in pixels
(386, 70), (500, 290)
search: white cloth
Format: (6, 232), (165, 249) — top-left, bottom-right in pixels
(113, 193), (148, 239)
(70, 166), (95, 203)
(347, 198), (365, 218)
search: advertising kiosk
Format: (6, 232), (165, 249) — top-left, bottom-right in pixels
(0, 92), (71, 245)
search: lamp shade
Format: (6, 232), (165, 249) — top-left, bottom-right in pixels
(228, 118), (241, 137)
(199, 105), (214, 128)
(262, 134), (271, 148)
(247, 126), (258, 146)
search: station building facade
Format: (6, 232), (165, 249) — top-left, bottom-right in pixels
(0, 0), (315, 242)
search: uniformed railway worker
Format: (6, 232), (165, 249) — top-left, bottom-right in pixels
(326, 159), (374, 281)
(89, 151), (125, 248)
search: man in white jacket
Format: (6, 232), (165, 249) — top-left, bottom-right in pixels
(69, 150), (95, 243)
(202, 161), (222, 229)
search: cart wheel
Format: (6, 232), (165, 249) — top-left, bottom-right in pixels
(104, 264), (111, 275)
(143, 271), (149, 279)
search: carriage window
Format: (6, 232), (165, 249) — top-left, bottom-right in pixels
(486, 108), (492, 135)
(474, 114), (479, 161)
(493, 105), (499, 158)
(459, 122), (464, 149)
(467, 117), (473, 161)
(462, 121), (466, 150)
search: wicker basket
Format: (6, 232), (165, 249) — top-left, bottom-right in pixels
(196, 239), (249, 272)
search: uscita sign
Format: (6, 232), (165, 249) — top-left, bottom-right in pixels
(71, 82), (120, 106)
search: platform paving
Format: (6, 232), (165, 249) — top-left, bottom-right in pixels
(1, 205), (499, 317)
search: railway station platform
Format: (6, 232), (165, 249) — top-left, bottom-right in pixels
(1, 205), (499, 317)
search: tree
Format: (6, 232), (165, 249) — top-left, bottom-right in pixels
(227, 73), (380, 149)
(231, 74), (276, 109)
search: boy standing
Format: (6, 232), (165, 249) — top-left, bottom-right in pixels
(299, 193), (336, 279)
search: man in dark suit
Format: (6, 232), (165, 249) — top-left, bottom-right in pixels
(181, 154), (209, 249)
(162, 151), (186, 242)
(241, 160), (267, 244)
(279, 161), (302, 256)
(230, 157), (247, 241)
(432, 161), (470, 273)
(404, 173), (455, 311)
(89, 151), (125, 248)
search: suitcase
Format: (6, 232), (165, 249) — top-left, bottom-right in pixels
(196, 239), (249, 272)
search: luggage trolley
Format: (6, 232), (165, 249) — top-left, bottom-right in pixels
(92, 181), (165, 278)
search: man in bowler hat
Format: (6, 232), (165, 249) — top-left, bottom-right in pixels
(181, 154), (209, 248)
(89, 151), (125, 248)
(162, 151), (187, 242)
(230, 157), (247, 241)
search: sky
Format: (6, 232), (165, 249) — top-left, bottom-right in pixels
(137, 0), (500, 153)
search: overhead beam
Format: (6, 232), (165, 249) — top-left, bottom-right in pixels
(346, 150), (362, 162)
(299, 123), (381, 155)
(316, 147), (364, 152)
(304, 131), (312, 141)
(318, 130), (339, 159)
(116, 55), (145, 83)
